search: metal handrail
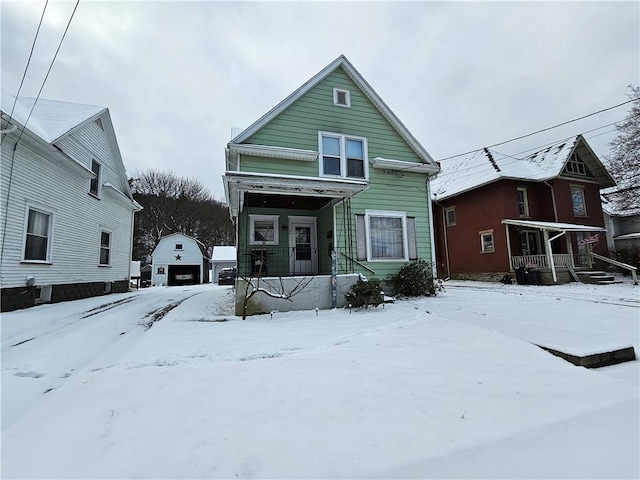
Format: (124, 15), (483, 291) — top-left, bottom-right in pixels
(339, 251), (375, 274)
(588, 252), (638, 285)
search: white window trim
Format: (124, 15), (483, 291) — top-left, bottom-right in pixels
(445, 206), (456, 226)
(318, 131), (369, 180)
(21, 205), (54, 264)
(365, 209), (409, 262)
(480, 229), (495, 254)
(89, 159), (102, 198)
(99, 229), (112, 266)
(175, 243), (184, 250)
(570, 185), (588, 217)
(517, 187), (530, 217)
(565, 153), (587, 176)
(333, 88), (351, 108)
(249, 214), (280, 245)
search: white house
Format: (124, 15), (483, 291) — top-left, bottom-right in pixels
(1, 91), (142, 311)
(151, 233), (211, 286)
(211, 245), (237, 283)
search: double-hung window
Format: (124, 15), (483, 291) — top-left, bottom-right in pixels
(90, 159), (101, 196)
(319, 132), (367, 180)
(366, 210), (408, 261)
(571, 185), (587, 217)
(480, 230), (495, 253)
(517, 187), (529, 217)
(99, 231), (111, 265)
(24, 208), (52, 262)
(445, 206), (456, 226)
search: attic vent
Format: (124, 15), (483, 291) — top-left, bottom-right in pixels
(333, 88), (351, 107)
(94, 118), (104, 130)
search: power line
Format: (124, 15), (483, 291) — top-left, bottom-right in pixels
(14, 0), (80, 146)
(0, 0), (48, 146)
(436, 99), (635, 163)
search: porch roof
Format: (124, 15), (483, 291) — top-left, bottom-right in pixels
(501, 219), (606, 232)
(223, 171), (369, 218)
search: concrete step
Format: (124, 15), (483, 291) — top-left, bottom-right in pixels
(598, 280), (624, 285)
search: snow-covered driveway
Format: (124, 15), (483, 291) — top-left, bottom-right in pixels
(1, 281), (638, 479)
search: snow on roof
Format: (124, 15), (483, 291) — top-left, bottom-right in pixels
(430, 136), (611, 200)
(601, 186), (640, 217)
(1, 89), (104, 143)
(211, 246), (237, 262)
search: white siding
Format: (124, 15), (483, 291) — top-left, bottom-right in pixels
(151, 234), (205, 285)
(0, 127), (136, 289)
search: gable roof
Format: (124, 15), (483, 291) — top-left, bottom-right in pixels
(431, 135), (615, 200)
(211, 246), (237, 262)
(230, 55), (438, 168)
(1, 90), (105, 143)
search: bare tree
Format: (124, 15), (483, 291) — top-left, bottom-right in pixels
(604, 85), (640, 210)
(130, 169), (234, 263)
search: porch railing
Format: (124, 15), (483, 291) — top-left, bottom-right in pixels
(511, 254), (588, 269)
(237, 246), (359, 278)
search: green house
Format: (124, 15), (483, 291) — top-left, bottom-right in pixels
(223, 55), (440, 315)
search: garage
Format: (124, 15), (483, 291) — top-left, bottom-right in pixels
(168, 265), (200, 286)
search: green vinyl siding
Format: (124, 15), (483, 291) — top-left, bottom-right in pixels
(240, 154), (318, 177)
(241, 67), (424, 177)
(235, 63), (434, 281)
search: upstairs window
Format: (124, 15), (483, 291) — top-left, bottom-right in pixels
(99, 231), (111, 265)
(333, 88), (351, 107)
(90, 160), (101, 196)
(517, 187), (529, 217)
(564, 153), (587, 176)
(319, 132), (367, 180)
(175, 243), (183, 250)
(24, 208), (52, 262)
(571, 185), (587, 217)
(445, 206), (456, 226)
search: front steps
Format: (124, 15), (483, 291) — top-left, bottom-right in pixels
(576, 270), (624, 285)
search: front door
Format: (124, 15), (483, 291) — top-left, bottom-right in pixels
(289, 217), (317, 275)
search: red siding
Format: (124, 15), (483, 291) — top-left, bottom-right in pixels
(433, 178), (609, 277)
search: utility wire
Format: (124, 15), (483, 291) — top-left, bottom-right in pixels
(14, 0), (80, 147)
(436, 98), (636, 163)
(0, 0), (48, 146)
(1, 0), (80, 269)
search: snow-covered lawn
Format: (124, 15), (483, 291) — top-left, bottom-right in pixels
(2, 280), (638, 479)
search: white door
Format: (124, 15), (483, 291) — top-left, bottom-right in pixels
(289, 217), (317, 275)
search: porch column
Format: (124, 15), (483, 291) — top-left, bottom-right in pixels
(544, 230), (558, 283)
(504, 223), (513, 271)
(566, 234), (574, 267)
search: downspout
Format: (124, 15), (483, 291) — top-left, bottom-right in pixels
(433, 193), (451, 280)
(544, 180), (559, 222)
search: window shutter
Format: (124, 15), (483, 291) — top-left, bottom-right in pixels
(355, 214), (366, 261)
(407, 217), (418, 260)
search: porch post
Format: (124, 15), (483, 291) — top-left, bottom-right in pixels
(504, 223), (513, 271)
(544, 230), (557, 283)
(566, 234), (574, 267)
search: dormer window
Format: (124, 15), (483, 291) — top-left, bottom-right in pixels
(333, 88), (351, 108)
(564, 153), (587, 176)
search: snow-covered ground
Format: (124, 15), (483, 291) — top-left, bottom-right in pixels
(2, 279), (638, 479)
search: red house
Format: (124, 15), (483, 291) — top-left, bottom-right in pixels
(431, 135), (617, 284)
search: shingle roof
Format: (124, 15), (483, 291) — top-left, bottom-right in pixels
(1, 90), (104, 143)
(431, 135), (615, 200)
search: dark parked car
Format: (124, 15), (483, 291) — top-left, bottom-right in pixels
(218, 267), (236, 285)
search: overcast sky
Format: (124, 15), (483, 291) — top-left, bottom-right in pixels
(2, 1), (638, 200)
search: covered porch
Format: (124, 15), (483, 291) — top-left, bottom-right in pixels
(223, 171), (369, 279)
(502, 219), (607, 283)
